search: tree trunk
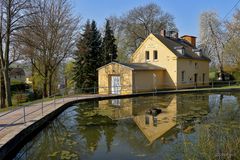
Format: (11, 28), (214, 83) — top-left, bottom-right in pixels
(0, 71), (6, 108)
(43, 67), (48, 97)
(48, 74), (52, 96)
(43, 77), (47, 97)
(32, 65), (36, 95)
(3, 69), (12, 107)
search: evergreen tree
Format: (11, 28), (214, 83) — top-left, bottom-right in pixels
(102, 19), (117, 64)
(90, 20), (102, 81)
(73, 20), (102, 91)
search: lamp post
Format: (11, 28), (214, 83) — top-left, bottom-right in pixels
(109, 53), (113, 62)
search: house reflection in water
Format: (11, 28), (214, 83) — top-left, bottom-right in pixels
(98, 98), (133, 120)
(133, 97), (177, 144)
(98, 95), (178, 144)
(98, 94), (210, 145)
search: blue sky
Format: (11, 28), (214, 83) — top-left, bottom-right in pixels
(71, 0), (239, 37)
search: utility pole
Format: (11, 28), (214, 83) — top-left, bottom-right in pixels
(109, 53), (113, 62)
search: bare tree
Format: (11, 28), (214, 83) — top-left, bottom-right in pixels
(200, 11), (226, 80)
(108, 3), (177, 61)
(20, 0), (79, 97)
(0, 0), (31, 107)
(225, 9), (240, 70)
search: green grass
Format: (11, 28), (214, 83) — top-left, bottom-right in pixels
(220, 85), (240, 89)
(0, 95), (64, 113)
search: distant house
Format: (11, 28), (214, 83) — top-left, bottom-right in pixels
(25, 77), (33, 85)
(9, 68), (26, 83)
(98, 30), (210, 94)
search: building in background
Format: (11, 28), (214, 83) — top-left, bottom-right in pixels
(9, 68), (26, 83)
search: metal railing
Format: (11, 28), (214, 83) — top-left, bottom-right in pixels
(0, 80), (240, 133)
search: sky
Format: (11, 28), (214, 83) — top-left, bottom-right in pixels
(71, 0), (240, 38)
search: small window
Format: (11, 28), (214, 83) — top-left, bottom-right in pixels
(153, 50), (158, 60)
(194, 74), (198, 83)
(177, 48), (184, 55)
(181, 71), (185, 82)
(145, 51), (150, 61)
(195, 63), (198, 69)
(175, 46), (184, 55)
(203, 73), (205, 84)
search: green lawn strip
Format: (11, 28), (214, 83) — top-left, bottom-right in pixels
(0, 95), (63, 113)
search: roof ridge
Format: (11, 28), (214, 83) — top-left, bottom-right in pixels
(152, 33), (210, 61)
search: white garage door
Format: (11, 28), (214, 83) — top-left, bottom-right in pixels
(111, 76), (121, 94)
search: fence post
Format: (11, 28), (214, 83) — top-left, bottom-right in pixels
(41, 95), (44, 116)
(54, 95), (56, 107)
(94, 85), (96, 94)
(63, 88), (65, 103)
(23, 105), (26, 125)
(212, 80), (214, 88)
(229, 81), (231, 87)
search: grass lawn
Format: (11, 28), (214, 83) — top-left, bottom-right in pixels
(0, 95), (64, 113)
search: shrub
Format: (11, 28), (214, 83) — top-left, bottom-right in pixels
(13, 93), (28, 104)
(209, 72), (217, 81)
(232, 71), (240, 81)
(11, 83), (30, 93)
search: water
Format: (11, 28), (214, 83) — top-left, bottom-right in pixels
(13, 92), (240, 160)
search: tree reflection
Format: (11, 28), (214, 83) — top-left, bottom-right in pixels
(102, 124), (117, 152)
(75, 101), (117, 154)
(13, 92), (240, 160)
(175, 93), (240, 159)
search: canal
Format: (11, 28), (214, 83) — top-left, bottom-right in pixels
(13, 92), (240, 160)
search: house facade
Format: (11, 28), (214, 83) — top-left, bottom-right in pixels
(98, 30), (210, 94)
(9, 68), (26, 83)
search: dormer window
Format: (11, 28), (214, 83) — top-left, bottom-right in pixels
(193, 49), (202, 57)
(174, 46), (184, 55)
(145, 51), (150, 61)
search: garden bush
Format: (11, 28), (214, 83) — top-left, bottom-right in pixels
(13, 93), (29, 104)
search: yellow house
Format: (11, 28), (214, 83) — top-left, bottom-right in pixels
(98, 30), (210, 94)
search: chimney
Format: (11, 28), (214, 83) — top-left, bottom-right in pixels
(160, 30), (166, 37)
(181, 35), (196, 47)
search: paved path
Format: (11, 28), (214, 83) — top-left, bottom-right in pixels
(0, 94), (110, 148)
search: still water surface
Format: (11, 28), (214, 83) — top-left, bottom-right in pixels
(14, 92), (240, 160)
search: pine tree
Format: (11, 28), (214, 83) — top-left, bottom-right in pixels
(73, 20), (102, 91)
(89, 20), (102, 83)
(102, 19), (117, 64)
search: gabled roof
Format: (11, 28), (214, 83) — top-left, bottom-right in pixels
(9, 68), (25, 76)
(97, 61), (166, 71)
(153, 34), (211, 61)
